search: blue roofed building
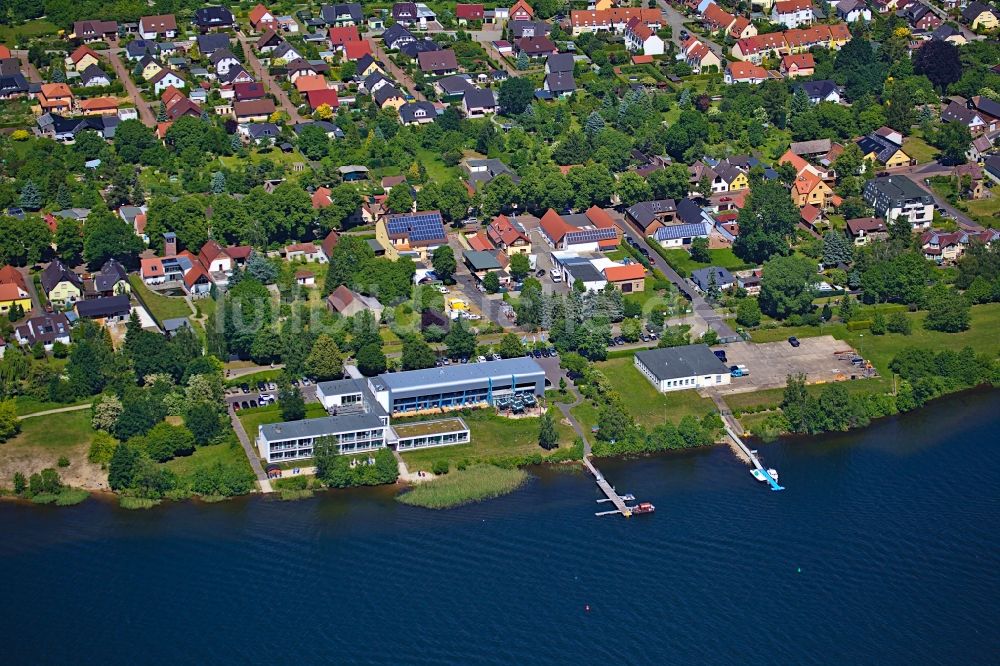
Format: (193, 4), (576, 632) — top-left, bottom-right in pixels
(375, 210), (448, 261)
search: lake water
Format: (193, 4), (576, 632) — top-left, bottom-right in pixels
(2, 391), (998, 665)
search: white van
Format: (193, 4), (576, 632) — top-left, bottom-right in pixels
(549, 268), (562, 282)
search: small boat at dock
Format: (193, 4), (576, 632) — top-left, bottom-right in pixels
(630, 502), (655, 514)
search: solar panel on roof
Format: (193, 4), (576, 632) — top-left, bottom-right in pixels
(565, 227), (618, 244)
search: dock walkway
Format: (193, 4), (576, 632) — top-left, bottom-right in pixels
(711, 393), (784, 491)
(583, 456), (634, 517)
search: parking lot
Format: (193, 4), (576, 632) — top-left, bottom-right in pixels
(714, 336), (870, 393)
(226, 379), (318, 410)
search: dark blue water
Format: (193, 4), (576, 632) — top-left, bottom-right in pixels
(3, 391), (998, 665)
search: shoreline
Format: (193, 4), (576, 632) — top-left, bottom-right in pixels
(5, 384), (994, 510)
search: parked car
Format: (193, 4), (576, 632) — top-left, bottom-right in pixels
(788, 336), (800, 347)
(241, 383), (250, 394)
(477, 355), (487, 363)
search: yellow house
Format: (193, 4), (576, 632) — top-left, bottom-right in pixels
(140, 58), (164, 81)
(0, 267), (32, 315)
(375, 211), (447, 262)
(377, 93), (406, 111)
(357, 59), (382, 79)
(728, 171), (749, 191)
(857, 132), (914, 168)
(40, 260), (83, 306)
(964, 4), (1000, 31)
(68, 45), (100, 72)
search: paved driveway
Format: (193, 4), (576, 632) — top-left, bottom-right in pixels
(654, 0), (724, 56)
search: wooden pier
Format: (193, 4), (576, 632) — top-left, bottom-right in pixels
(711, 394), (784, 491)
(583, 456), (636, 517)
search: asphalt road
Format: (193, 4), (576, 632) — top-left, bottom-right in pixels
(237, 30), (303, 122)
(104, 49), (156, 127)
(655, 0), (724, 56)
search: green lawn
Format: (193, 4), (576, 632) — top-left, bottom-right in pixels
(661, 248), (754, 278)
(399, 409), (577, 472)
(963, 192), (1000, 229)
(225, 368), (287, 388)
(7, 410), (96, 451)
(164, 438), (252, 479)
(902, 136), (939, 164)
(237, 402), (328, 435)
(568, 357), (717, 435)
(129, 276), (192, 323)
(0, 19), (58, 42)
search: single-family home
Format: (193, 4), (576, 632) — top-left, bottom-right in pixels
(327, 285), (385, 319)
(399, 100), (438, 125)
(542, 71), (576, 98)
(941, 100), (988, 136)
(40, 259), (84, 305)
(72, 20), (118, 43)
(516, 36), (558, 57)
(463, 87), (497, 118)
(691, 266), (735, 292)
(382, 24), (416, 50)
(962, 1), (1000, 31)
(487, 215), (531, 254)
(724, 61), (770, 85)
(194, 6), (236, 32)
(321, 3), (364, 26)
(510, 0), (535, 22)
(234, 98), (276, 122)
(68, 45), (101, 72)
(456, 4), (485, 24)
(285, 242), (326, 262)
(793, 79), (841, 104)
(249, 4), (278, 32)
(79, 64), (112, 88)
(856, 129), (913, 168)
(626, 199), (677, 236)
(37, 83), (74, 113)
(139, 15), (177, 40)
(0, 265), (31, 315)
(417, 49), (459, 76)
(836, 0), (871, 22)
(682, 36), (722, 73)
(14, 313), (71, 350)
(376, 210), (448, 261)
(150, 68), (186, 94)
(538, 207), (620, 251)
(845, 217), (889, 245)
(373, 84), (406, 110)
(209, 49), (241, 77)
(702, 3), (736, 33)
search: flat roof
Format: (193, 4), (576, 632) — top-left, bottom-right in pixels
(371, 357), (545, 392)
(634, 344), (729, 382)
(259, 413), (384, 442)
(391, 417), (469, 438)
(316, 377), (368, 396)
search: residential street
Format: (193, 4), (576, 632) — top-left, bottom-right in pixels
(371, 40), (425, 101)
(654, 0), (724, 56)
(236, 30), (303, 123)
(104, 49), (156, 127)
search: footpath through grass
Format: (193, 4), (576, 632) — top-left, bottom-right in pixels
(396, 465), (528, 509)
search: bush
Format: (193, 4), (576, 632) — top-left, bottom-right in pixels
(886, 311), (912, 335)
(431, 460), (450, 475)
(57, 456), (70, 467)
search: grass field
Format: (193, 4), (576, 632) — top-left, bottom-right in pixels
(661, 248), (753, 278)
(225, 368), (286, 388)
(902, 136), (939, 164)
(0, 410), (104, 490)
(963, 192), (1000, 229)
(0, 19), (58, 42)
(570, 358), (716, 433)
(396, 465), (528, 509)
(237, 402), (328, 435)
(398, 409), (577, 472)
(164, 438), (252, 480)
(129, 276), (192, 323)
